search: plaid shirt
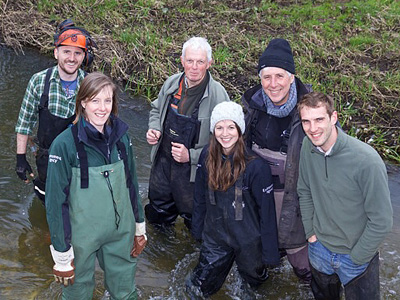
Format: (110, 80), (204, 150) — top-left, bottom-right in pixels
(15, 67), (86, 136)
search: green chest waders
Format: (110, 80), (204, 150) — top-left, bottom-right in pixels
(63, 160), (138, 300)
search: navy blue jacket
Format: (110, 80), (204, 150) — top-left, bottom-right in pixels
(192, 145), (280, 265)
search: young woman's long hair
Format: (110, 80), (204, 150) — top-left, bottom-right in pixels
(206, 123), (247, 191)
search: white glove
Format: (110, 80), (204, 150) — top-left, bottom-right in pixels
(135, 222), (146, 237)
(50, 244), (75, 286)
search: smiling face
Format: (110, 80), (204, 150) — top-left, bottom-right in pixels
(181, 46), (211, 88)
(214, 120), (240, 155)
(81, 85), (113, 133)
(54, 45), (85, 79)
(300, 105), (338, 152)
(260, 67), (294, 106)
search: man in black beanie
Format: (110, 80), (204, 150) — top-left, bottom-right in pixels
(241, 38), (312, 283)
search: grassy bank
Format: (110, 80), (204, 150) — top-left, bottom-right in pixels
(1, 0), (399, 163)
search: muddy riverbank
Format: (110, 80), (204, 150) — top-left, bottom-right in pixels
(1, 0), (399, 162)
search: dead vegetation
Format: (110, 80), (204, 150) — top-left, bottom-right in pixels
(0, 0), (399, 162)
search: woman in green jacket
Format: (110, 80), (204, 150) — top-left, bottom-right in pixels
(46, 72), (146, 299)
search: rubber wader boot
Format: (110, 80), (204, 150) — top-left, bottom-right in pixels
(310, 264), (342, 300)
(344, 252), (380, 300)
(144, 202), (178, 225)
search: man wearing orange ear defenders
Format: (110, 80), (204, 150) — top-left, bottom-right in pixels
(15, 19), (96, 204)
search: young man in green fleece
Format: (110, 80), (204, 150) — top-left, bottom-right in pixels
(297, 91), (393, 300)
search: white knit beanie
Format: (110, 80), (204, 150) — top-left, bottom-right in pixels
(210, 102), (245, 134)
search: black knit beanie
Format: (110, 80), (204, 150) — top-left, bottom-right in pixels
(257, 38), (295, 74)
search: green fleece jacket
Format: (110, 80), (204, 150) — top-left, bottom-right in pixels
(297, 127), (393, 265)
(148, 71), (230, 182)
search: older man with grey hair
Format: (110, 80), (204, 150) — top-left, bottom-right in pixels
(241, 38), (312, 283)
(146, 36), (230, 230)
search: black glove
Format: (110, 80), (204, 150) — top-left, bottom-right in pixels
(16, 154), (33, 181)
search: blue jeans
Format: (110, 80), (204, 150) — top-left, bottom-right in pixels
(308, 240), (369, 285)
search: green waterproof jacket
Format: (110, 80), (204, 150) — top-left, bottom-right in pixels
(148, 71), (230, 182)
(46, 116), (145, 252)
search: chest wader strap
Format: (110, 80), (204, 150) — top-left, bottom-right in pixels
(71, 125), (89, 188)
(234, 173), (244, 221)
(116, 140), (140, 221)
(169, 77), (202, 147)
(37, 67), (53, 151)
(249, 109), (260, 147)
(208, 173), (244, 221)
(39, 67), (53, 110)
(280, 126), (291, 154)
(208, 189), (216, 205)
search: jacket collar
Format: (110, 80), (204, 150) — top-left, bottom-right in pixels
(166, 71), (213, 101)
(311, 125), (346, 157)
(77, 114), (128, 148)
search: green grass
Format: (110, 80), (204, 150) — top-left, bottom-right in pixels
(1, 0), (399, 163)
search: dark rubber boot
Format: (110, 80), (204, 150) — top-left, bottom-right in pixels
(310, 264), (342, 300)
(344, 252), (380, 300)
(144, 202), (178, 226)
(181, 213), (192, 231)
(33, 177), (46, 204)
(287, 246), (312, 284)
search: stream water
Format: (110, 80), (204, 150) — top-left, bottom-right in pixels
(0, 45), (399, 299)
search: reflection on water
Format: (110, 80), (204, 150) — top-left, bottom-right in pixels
(0, 45), (399, 299)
